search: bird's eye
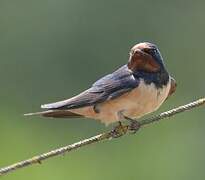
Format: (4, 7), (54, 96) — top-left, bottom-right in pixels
(143, 48), (157, 54)
(143, 48), (152, 54)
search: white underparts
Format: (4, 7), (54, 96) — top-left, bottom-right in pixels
(70, 77), (171, 125)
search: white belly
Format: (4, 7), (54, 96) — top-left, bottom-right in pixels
(70, 78), (171, 125)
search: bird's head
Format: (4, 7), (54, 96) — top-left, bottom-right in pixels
(128, 42), (165, 73)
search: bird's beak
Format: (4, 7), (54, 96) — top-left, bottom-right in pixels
(133, 49), (147, 57)
(128, 49), (160, 73)
(138, 49), (160, 70)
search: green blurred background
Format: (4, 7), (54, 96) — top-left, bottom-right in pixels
(1, 0), (205, 179)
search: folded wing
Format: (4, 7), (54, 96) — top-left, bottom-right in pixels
(41, 65), (139, 110)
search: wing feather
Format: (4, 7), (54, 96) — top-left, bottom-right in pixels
(41, 65), (139, 110)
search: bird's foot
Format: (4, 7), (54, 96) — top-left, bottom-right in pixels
(123, 115), (141, 134)
(110, 121), (128, 138)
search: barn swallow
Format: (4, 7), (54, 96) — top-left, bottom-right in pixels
(25, 42), (176, 133)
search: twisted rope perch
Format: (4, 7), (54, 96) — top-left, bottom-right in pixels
(0, 97), (205, 176)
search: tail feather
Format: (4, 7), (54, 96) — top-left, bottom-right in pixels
(24, 110), (83, 118)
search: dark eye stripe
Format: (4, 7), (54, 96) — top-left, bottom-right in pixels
(143, 48), (157, 54)
(143, 48), (152, 53)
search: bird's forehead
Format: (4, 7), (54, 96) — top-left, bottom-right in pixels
(131, 42), (156, 51)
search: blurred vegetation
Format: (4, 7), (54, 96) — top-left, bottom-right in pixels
(0, 0), (205, 179)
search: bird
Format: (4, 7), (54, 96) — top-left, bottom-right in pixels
(25, 42), (176, 134)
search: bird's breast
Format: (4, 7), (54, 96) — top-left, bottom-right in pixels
(70, 78), (171, 125)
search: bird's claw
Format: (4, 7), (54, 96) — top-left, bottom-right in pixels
(128, 120), (141, 134)
(110, 122), (128, 138)
(122, 115), (141, 134)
